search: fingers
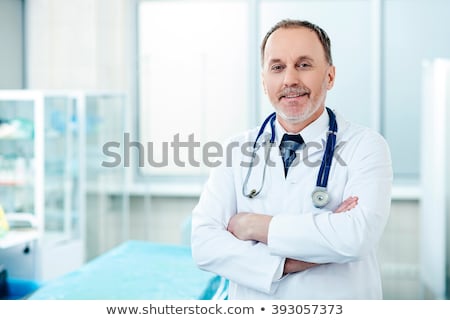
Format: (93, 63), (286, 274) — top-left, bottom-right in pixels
(227, 213), (244, 235)
(284, 258), (319, 275)
(334, 196), (358, 213)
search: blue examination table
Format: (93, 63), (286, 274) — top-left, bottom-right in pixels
(29, 240), (227, 300)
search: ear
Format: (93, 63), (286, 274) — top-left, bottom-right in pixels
(326, 65), (336, 90)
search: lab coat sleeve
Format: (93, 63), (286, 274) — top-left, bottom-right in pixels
(191, 155), (284, 294)
(268, 130), (393, 264)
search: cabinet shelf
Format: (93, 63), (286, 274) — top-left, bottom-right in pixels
(0, 229), (39, 249)
(0, 181), (28, 186)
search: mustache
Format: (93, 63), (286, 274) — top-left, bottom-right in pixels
(278, 87), (311, 99)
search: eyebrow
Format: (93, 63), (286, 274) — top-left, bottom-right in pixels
(297, 56), (314, 62)
(266, 55), (315, 65)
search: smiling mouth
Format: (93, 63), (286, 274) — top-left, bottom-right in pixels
(282, 92), (308, 99)
(279, 88), (310, 100)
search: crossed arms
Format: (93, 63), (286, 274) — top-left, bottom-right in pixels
(227, 196), (359, 275)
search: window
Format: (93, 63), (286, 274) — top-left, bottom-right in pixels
(138, 0), (250, 177)
(383, 0), (450, 183)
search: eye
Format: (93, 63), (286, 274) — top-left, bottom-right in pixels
(270, 64), (284, 72)
(297, 63), (311, 69)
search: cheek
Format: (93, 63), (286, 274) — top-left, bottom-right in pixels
(309, 76), (329, 95)
(264, 80), (279, 99)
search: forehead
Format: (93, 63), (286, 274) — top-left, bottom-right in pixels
(264, 27), (325, 62)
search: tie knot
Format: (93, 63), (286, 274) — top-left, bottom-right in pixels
(282, 134), (303, 143)
(280, 134), (304, 151)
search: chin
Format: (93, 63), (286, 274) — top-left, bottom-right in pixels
(281, 114), (306, 123)
(277, 105), (322, 124)
(278, 110), (312, 124)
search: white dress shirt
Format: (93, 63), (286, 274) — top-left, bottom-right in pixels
(191, 108), (393, 299)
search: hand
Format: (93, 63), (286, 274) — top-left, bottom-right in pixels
(334, 196), (358, 213)
(227, 212), (272, 243)
(283, 258), (318, 275)
(282, 196), (359, 275)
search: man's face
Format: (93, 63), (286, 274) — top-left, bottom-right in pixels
(262, 27), (335, 130)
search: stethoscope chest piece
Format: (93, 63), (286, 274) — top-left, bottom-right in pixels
(311, 187), (330, 208)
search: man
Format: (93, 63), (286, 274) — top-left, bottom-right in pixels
(191, 19), (392, 299)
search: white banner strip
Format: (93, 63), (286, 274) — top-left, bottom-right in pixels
(2, 300), (450, 320)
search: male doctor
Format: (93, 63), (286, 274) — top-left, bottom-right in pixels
(191, 19), (392, 299)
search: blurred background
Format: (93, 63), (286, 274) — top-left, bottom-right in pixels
(1, 0), (450, 300)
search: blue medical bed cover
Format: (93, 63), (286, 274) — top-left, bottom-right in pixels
(29, 241), (220, 300)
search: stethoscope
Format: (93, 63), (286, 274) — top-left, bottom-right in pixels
(242, 107), (338, 208)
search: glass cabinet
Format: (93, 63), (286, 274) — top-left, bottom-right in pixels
(0, 91), (82, 280)
(0, 97), (36, 220)
(0, 90), (126, 281)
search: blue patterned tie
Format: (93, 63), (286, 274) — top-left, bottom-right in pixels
(280, 134), (304, 177)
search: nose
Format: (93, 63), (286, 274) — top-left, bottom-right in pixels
(283, 66), (299, 87)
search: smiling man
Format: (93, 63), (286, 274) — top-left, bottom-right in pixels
(262, 23), (335, 132)
(191, 19), (393, 299)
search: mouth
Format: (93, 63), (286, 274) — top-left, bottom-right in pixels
(279, 88), (310, 101)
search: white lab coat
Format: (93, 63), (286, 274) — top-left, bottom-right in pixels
(191, 109), (392, 299)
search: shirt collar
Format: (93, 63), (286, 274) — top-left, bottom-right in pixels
(274, 108), (330, 147)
